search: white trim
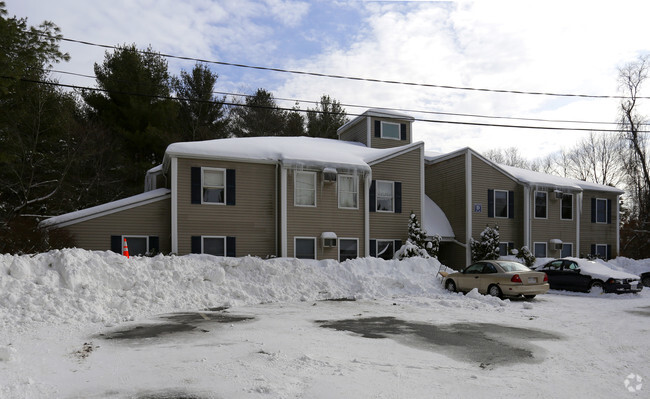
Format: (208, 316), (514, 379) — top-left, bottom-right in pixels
(201, 167), (226, 205)
(201, 235), (226, 256)
(560, 193), (574, 221)
(294, 170), (317, 207)
(375, 180), (395, 213)
(339, 237), (359, 262)
(465, 149), (472, 267)
(337, 174), (359, 210)
(380, 121), (401, 140)
(576, 192), (582, 257)
(171, 158), (178, 254)
(294, 237), (317, 259)
(534, 190), (548, 219)
(616, 194), (621, 257)
(122, 235), (149, 256)
(523, 186), (531, 248)
(281, 168), (288, 257)
(364, 172), (371, 257)
(366, 116), (372, 147)
(420, 145), (425, 235)
(533, 242), (547, 258)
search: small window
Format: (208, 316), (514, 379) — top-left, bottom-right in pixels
(376, 240), (394, 260)
(123, 236), (148, 256)
(544, 260), (563, 271)
(464, 263), (485, 273)
(494, 190), (509, 218)
(380, 121), (400, 140)
(203, 236), (225, 256)
(295, 171), (316, 207)
(376, 181), (394, 212)
(561, 194), (573, 220)
(534, 242), (547, 258)
(595, 244), (608, 259)
(339, 238), (358, 261)
(498, 242), (512, 256)
(295, 237), (316, 259)
(561, 243), (573, 258)
(202, 168), (225, 204)
(534, 191), (547, 219)
(595, 198), (607, 223)
(338, 175), (358, 209)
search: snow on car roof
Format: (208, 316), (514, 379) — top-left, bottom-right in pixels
(566, 257), (640, 280)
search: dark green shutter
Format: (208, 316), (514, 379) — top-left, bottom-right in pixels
(369, 180), (376, 212)
(488, 189), (494, 218)
(394, 240), (402, 251)
(111, 235), (122, 254)
(226, 237), (236, 257)
(374, 120), (381, 137)
(607, 244), (612, 260)
(149, 236), (159, 254)
(591, 244), (596, 257)
(226, 169), (236, 206)
(591, 198), (596, 223)
(394, 182), (402, 214)
(400, 124), (407, 140)
(370, 240), (376, 257)
(191, 236), (201, 254)
(606, 199), (612, 224)
(191, 167), (201, 204)
(508, 191), (515, 219)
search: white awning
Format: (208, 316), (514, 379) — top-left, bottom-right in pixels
(423, 196), (455, 240)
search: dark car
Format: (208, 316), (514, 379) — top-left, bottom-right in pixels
(642, 272), (650, 288)
(534, 258), (643, 294)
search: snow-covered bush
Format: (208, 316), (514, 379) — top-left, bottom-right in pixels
(397, 212), (440, 259)
(515, 246), (536, 267)
(470, 225), (500, 262)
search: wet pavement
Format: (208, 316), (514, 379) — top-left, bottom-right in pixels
(97, 310), (254, 340)
(317, 316), (561, 367)
(627, 305), (650, 317)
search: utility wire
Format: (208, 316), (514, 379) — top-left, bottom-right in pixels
(46, 68), (628, 127)
(3, 75), (630, 133)
(58, 36), (646, 100)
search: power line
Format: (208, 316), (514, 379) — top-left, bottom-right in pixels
(58, 36), (646, 100)
(3, 75), (630, 133)
(46, 67), (628, 127)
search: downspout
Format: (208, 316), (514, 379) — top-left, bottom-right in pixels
(576, 192), (582, 257)
(365, 170), (372, 257)
(465, 149), (472, 266)
(275, 162), (278, 256)
(281, 166), (288, 257)
(171, 157), (178, 254)
(616, 194), (621, 257)
(523, 185), (531, 249)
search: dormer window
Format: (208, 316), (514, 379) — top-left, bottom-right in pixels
(380, 121), (400, 140)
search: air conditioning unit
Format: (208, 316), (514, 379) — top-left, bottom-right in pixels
(554, 190), (563, 199)
(323, 167), (337, 183)
(321, 232), (337, 247)
(549, 239), (563, 250)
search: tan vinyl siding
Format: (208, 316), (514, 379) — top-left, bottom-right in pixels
(370, 117), (412, 149)
(471, 155), (523, 246)
(370, 146), (422, 243)
(529, 190), (578, 257)
(176, 158), (277, 256)
(287, 169), (366, 260)
(425, 154), (466, 242)
(580, 190), (619, 258)
(61, 198), (171, 253)
(338, 118), (368, 146)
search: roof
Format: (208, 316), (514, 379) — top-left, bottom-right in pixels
(423, 196), (455, 239)
(164, 136), (423, 172)
(40, 188), (171, 228)
(337, 108), (415, 135)
(425, 147), (624, 194)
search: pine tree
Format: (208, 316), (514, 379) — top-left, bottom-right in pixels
(397, 212), (440, 259)
(470, 225), (500, 262)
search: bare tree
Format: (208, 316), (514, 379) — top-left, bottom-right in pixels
(483, 147), (529, 168)
(566, 132), (625, 187)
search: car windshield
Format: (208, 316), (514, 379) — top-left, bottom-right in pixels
(497, 261), (530, 272)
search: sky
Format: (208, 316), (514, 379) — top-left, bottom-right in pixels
(8, 0), (650, 160)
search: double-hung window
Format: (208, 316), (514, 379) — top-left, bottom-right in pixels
(534, 242), (547, 258)
(376, 240), (395, 260)
(203, 236), (225, 256)
(561, 194), (573, 220)
(595, 198), (607, 223)
(203, 168), (225, 204)
(376, 181), (394, 212)
(494, 190), (509, 218)
(561, 243), (573, 258)
(338, 175), (358, 209)
(595, 244), (608, 259)
(380, 121), (400, 140)
(534, 191), (547, 219)
(295, 237), (316, 259)
(295, 171), (316, 206)
(339, 238), (358, 261)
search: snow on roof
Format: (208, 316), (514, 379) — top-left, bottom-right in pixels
(337, 108), (415, 134)
(165, 136), (420, 171)
(40, 188), (171, 228)
(423, 196), (454, 239)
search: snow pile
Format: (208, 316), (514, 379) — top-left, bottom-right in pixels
(0, 249), (446, 328)
(610, 257), (650, 276)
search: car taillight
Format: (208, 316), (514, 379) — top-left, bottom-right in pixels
(511, 274), (522, 283)
(543, 273), (548, 282)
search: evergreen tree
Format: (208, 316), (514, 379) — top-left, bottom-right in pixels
(229, 89), (287, 137)
(284, 103), (306, 136)
(470, 225), (500, 262)
(306, 95), (348, 139)
(397, 212), (440, 259)
(515, 246), (536, 267)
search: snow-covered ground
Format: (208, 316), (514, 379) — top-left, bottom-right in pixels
(0, 249), (648, 398)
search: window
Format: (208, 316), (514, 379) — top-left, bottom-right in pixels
(561, 194), (573, 220)
(595, 244), (608, 259)
(123, 236), (148, 256)
(295, 171), (316, 207)
(376, 240), (394, 260)
(543, 260), (563, 271)
(202, 236), (226, 256)
(561, 243), (573, 258)
(498, 242), (513, 256)
(595, 198), (607, 223)
(376, 181), (394, 212)
(339, 238), (358, 261)
(295, 238), (316, 259)
(202, 168), (225, 204)
(534, 191), (547, 219)
(494, 190), (509, 218)
(338, 175), (358, 209)
(534, 242), (547, 258)
(380, 121), (400, 140)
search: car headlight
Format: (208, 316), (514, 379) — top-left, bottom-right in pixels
(606, 278), (624, 284)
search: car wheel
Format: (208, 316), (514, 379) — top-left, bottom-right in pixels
(589, 280), (604, 294)
(488, 284), (502, 298)
(642, 275), (650, 288)
(445, 280), (457, 293)
(524, 295), (536, 299)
